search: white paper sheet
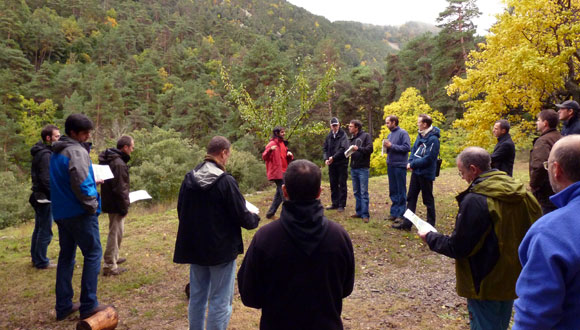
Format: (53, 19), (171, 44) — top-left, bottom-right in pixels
(92, 164), (114, 181)
(129, 190), (152, 203)
(246, 200), (259, 214)
(403, 209), (438, 233)
(344, 145), (356, 158)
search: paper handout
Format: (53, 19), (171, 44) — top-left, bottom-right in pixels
(246, 200), (259, 215)
(129, 190), (152, 203)
(403, 209), (438, 233)
(344, 145), (356, 158)
(92, 164), (114, 181)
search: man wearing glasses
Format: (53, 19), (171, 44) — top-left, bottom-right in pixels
(556, 100), (580, 136)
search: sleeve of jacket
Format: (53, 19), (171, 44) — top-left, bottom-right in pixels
(68, 148), (99, 214)
(39, 151), (52, 198)
(110, 160), (130, 215)
(425, 193), (492, 259)
(262, 141), (274, 161)
(237, 235), (264, 308)
(359, 133), (374, 155)
(223, 175), (260, 230)
(514, 231), (567, 330)
(529, 139), (550, 191)
(390, 131), (411, 154)
(408, 138), (419, 163)
(411, 135), (440, 170)
(332, 134), (349, 161)
(342, 229), (355, 298)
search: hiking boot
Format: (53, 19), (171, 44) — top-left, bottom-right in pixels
(350, 214), (360, 219)
(266, 213), (276, 219)
(362, 217), (369, 223)
(38, 262), (57, 270)
(116, 258), (127, 265)
(337, 207), (345, 212)
(103, 267), (127, 276)
(325, 205), (338, 210)
(80, 304), (112, 320)
(384, 215), (397, 221)
(56, 302), (80, 321)
(391, 222), (412, 231)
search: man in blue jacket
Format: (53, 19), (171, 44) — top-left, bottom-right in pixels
(393, 114), (440, 230)
(50, 114), (109, 321)
(514, 135), (580, 329)
(382, 115), (410, 223)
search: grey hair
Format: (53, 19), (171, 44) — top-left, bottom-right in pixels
(457, 147), (491, 172)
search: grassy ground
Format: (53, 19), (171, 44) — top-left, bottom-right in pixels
(0, 162), (530, 329)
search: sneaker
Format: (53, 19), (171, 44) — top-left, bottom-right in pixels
(350, 214), (360, 219)
(362, 217), (369, 223)
(116, 258), (127, 265)
(56, 302), (80, 321)
(391, 222), (412, 231)
(103, 267), (127, 276)
(38, 262), (57, 270)
(80, 304), (113, 320)
(337, 207), (345, 212)
(325, 205), (338, 210)
(384, 215), (397, 221)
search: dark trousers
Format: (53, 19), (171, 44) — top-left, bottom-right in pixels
(267, 179), (284, 217)
(387, 165), (407, 218)
(31, 203), (53, 268)
(406, 173), (436, 226)
(328, 162), (348, 208)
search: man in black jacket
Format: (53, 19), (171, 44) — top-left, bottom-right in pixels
(173, 136), (259, 330)
(238, 159), (355, 330)
(323, 117), (349, 212)
(491, 119), (515, 176)
(99, 136), (134, 276)
(556, 100), (580, 136)
(30, 124), (60, 269)
(347, 119), (374, 223)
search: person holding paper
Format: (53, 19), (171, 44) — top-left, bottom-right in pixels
(323, 117), (349, 212)
(29, 124), (60, 269)
(98, 135), (134, 276)
(347, 119), (373, 223)
(262, 126), (294, 219)
(418, 147), (541, 330)
(174, 136), (259, 330)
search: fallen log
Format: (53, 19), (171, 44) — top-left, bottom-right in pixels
(76, 305), (118, 330)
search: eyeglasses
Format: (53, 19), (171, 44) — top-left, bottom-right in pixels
(543, 161), (552, 170)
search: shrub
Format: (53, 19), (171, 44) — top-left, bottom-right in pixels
(0, 171), (33, 229)
(226, 148), (269, 193)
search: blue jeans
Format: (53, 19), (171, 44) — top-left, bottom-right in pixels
(351, 168), (370, 219)
(387, 166), (407, 218)
(467, 299), (513, 330)
(188, 260), (236, 330)
(31, 203), (53, 268)
(55, 214), (102, 319)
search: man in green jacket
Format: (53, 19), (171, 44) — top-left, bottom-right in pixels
(419, 147), (541, 330)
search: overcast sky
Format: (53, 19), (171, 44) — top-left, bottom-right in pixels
(286, 0), (506, 36)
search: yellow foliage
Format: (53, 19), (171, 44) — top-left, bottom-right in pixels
(204, 35), (215, 44)
(370, 87), (445, 175)
(448, 0), (580, 148)
(19, 98), (57, 146)
(106, 16), (118, 27)
(162, 83), (174, 93)
(315, 21), (319, 28)
(158, 67), (168, 80)
(344, 44), (351, 50)
(360, 61), (366, 66)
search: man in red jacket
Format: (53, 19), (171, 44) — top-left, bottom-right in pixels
(262, 126), (293, 219)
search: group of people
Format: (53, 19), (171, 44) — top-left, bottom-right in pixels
(29, 114), (134, 321)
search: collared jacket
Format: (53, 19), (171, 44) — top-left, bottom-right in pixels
(30, 141), (53, 203)
(50, 136), (100, 220)
(386, 126), (411, 168)
(426, 170), (541, 300)
(561, 115), (580, 136)
(409, 126), (440, 181)
(529, 128), (561, 209)
(491, 133), (515, 176)
(263, 137), (293, 180)
(348, 130), (373, 169)
(323, 128), (349, 166)
(99, 148), (130, 215)
(238, 199), (355, 330)
(173, 159), (260, 266)
(514, 181), (580, 330)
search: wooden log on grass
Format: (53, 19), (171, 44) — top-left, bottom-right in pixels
(76, 306), (118, 330)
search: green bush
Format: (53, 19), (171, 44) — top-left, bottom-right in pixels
(0, 171), (33, 229)
(227, 148), (269, 193)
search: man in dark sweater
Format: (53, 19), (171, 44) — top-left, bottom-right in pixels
(323, 117), (349, 212)
(347, 119), (374, 223)
(491, 119), (515, 176)
(383, 115), (410, 223)
(238, 159), (355, 330)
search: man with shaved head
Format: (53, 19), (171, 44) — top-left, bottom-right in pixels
(419, 147), (541, 330)
(514, 135), (580, 329)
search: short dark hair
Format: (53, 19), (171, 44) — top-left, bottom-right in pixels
(418, 114), (432, 127)
(283, 159), (321, 201)
(552, 136), (580, 182)
(41, 124), (59, 141)
(386, 115), (399, 126)
(350, 119), (362, 130)
(206, 136), (231, 155)
(64, 114), (94, 135)
(272, 126), (285, 138)
(495, 119), (510, 133)
(538, 109), (559, 129)
(117, 135), (133, 149)
(458, 147), (491, 172)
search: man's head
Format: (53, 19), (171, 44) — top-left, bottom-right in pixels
(493, 119), (510, 138)
(456, 147), (491, 184)
(555, 100), (580, 122)
(548, 135), (580, 193)
(349, 120), (362, 135)
(117, 135), (134, 156)
(207, 136), (231, 166)
(282, 159), (322, 201)
(385, 115), (398, 131)
(330, 117), (340, 133)
(65, 114), (94, 143)
(536, 109), (559, 133)
(417, 114), (432, 131)
(41, 124), (60, 144)
(273, 126), (286, 140)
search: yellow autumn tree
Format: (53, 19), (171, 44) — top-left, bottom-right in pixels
(448, 0), (580, 147)
(370, 87), (445, 175)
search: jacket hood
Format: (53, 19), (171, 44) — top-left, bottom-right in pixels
(469, 170), (527, 203)
(52, 135), (92, 154)
(99, 148), (130, 164)
(426, 126), (441, 139)
(280, 199), (329, 256)
(185, 160), (226, 190)
(31, 141), (51, 157)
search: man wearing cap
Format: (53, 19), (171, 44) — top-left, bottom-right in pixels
(556, 100), (580, 136)
(383, 115), (410, 223)
(323, 117), (349, 212)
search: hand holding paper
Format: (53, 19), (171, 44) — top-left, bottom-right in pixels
(246, 200), (259, 214)
(403, 209), (437, 233)
(92, 164), (114, 182)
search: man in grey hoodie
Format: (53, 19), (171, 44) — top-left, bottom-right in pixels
(383, 115), (410, 223)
